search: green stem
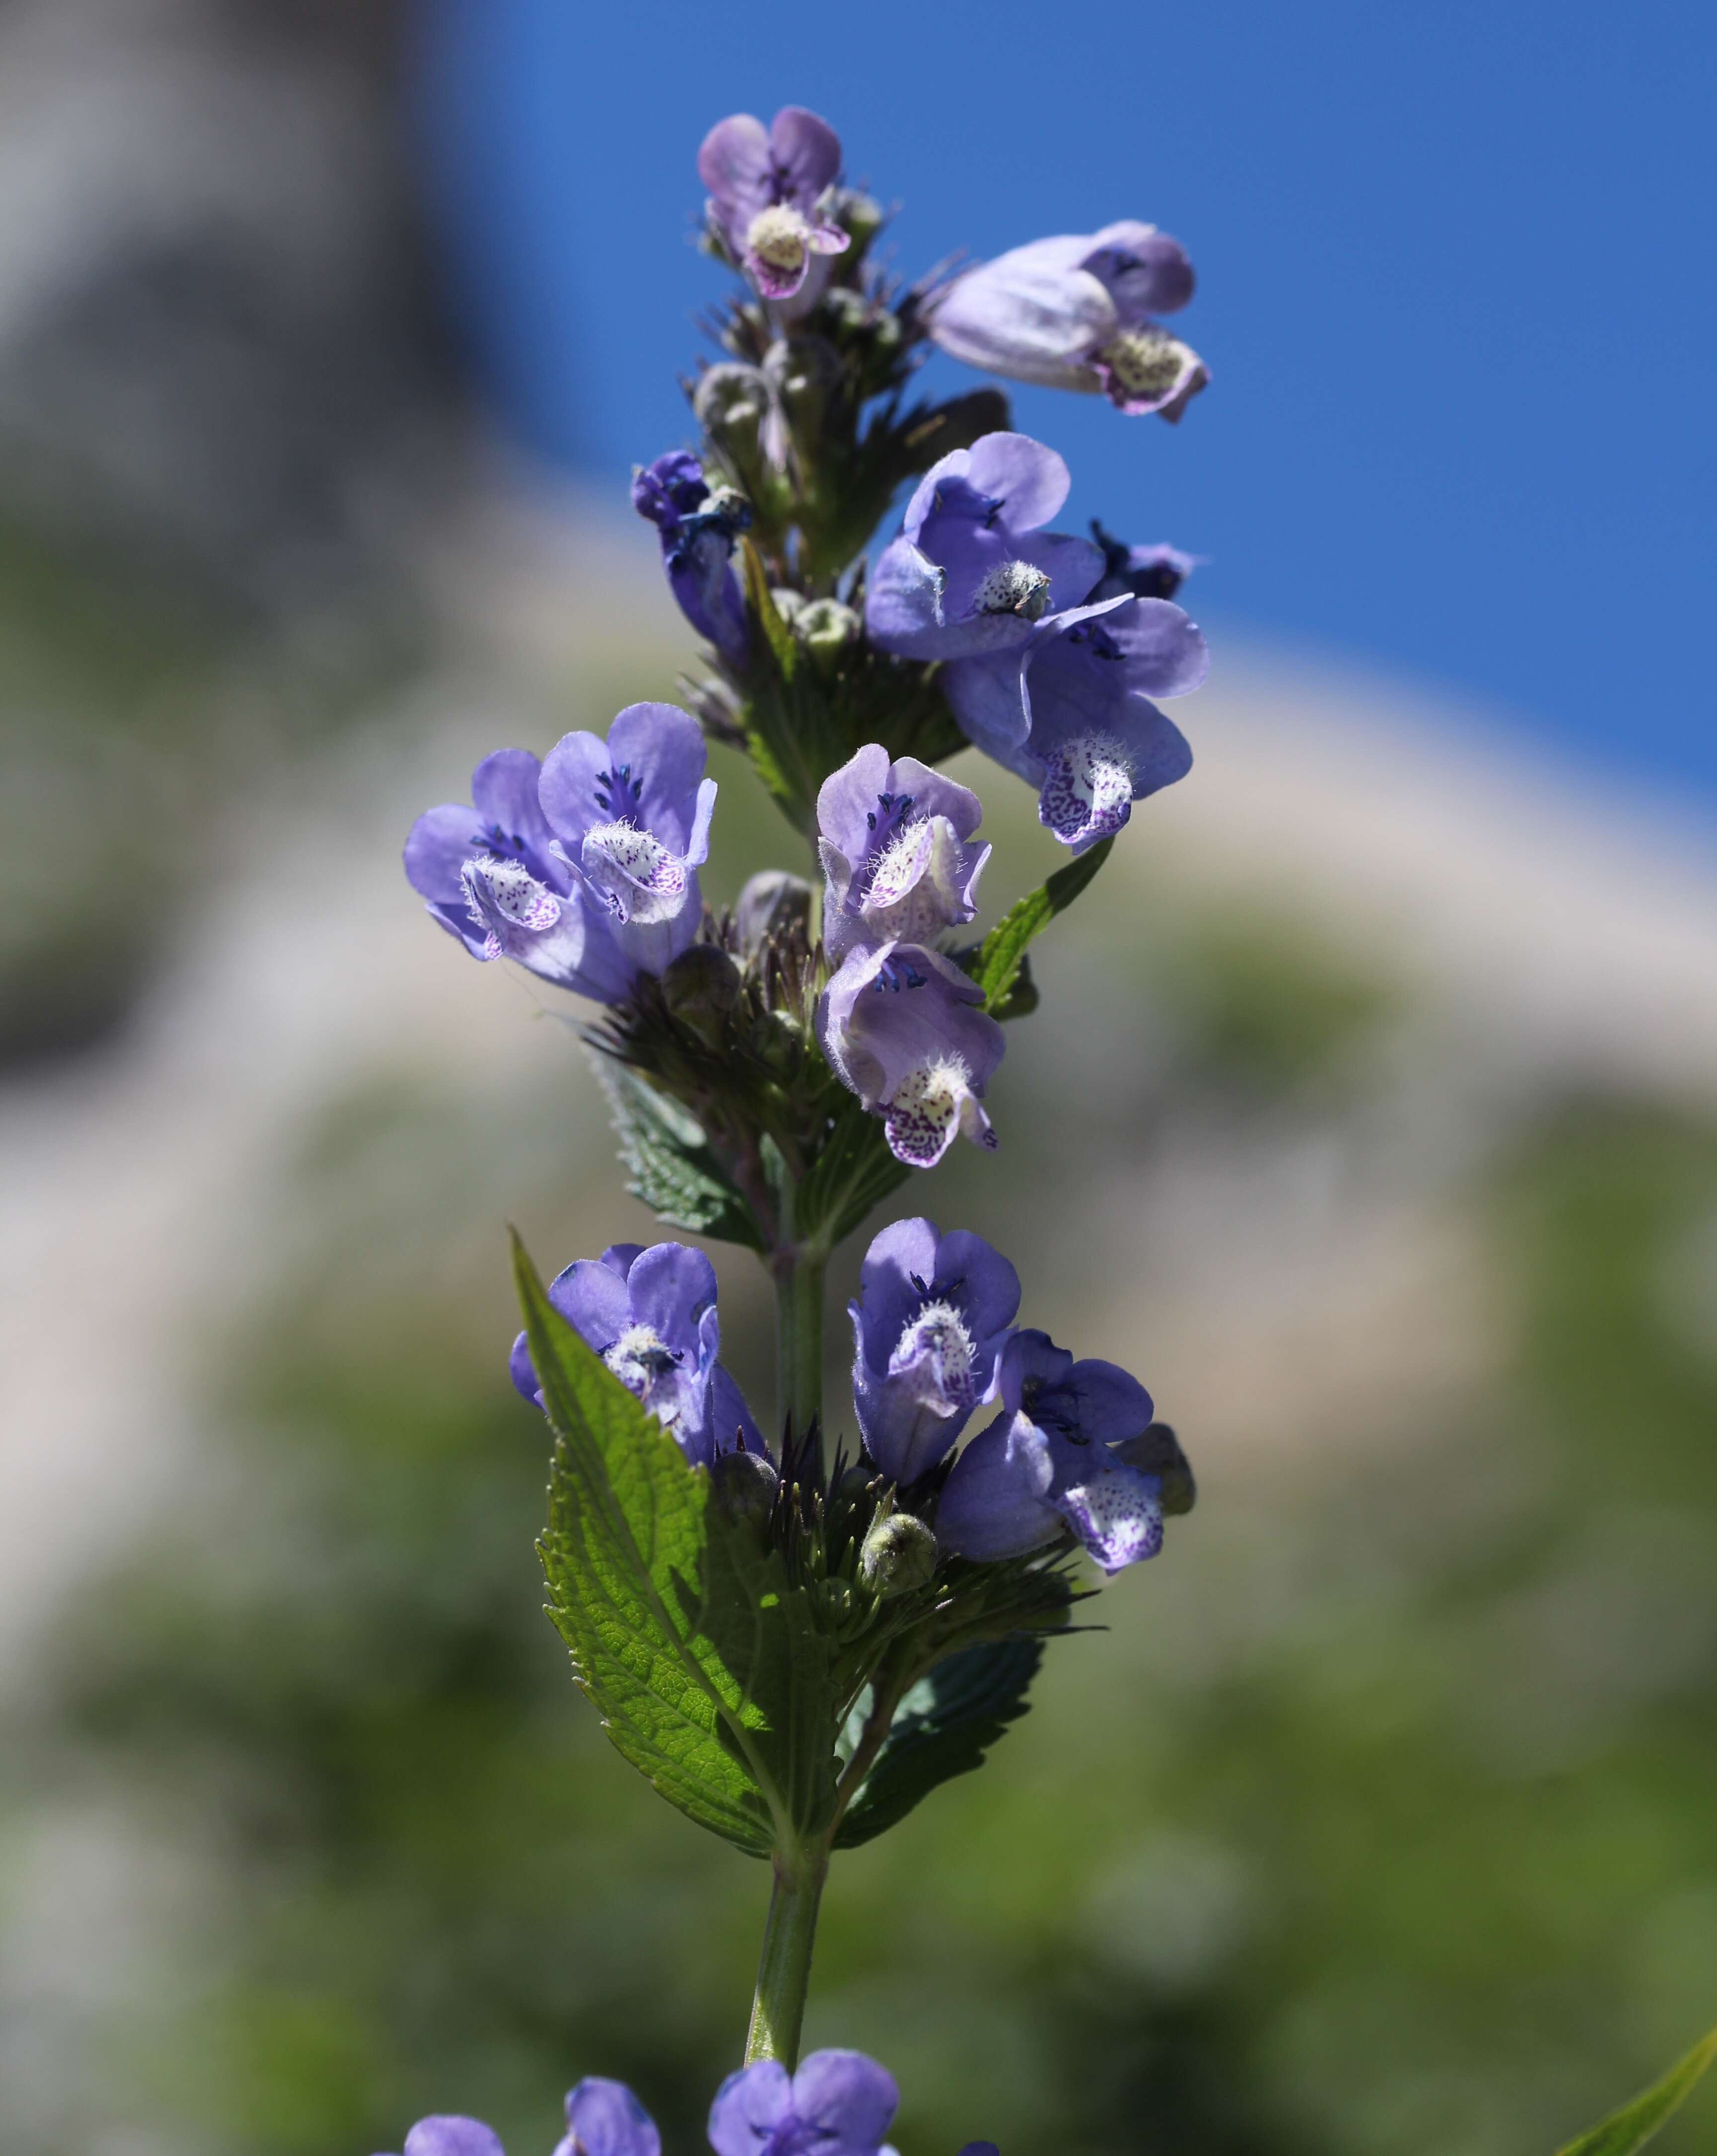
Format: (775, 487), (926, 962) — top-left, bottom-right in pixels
(744, 1851), (828, 2067)
(774, 1245), (826, 1446)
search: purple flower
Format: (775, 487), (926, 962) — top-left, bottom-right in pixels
(554, 2078), (662, 2156)
(510, 1241), (765, 1467)
(377, 2080), (660, 2156)
(377, 2121), (503, 2156)
(698, 106), (850, 305)
(817, 941), (1006, 1169)
(708, 2050), (898, 2156)
(1089, 521), (1201, 604)
(632, 452), (750, 662)
(937, 1329), (1165, 1573)
(817, 746), (990, 964)
(402, 750), (634, 1004)
(539, 702), (716, 977)
(864, 433), (1104, 663)
(929, 221), (1208, 421)
(849, 1218), (1021, 1484)
(941, 593), (1208, 853)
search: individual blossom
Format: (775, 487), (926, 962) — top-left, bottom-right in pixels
(510, 1241), (765, 1467)
(698, 105), (850, 306)
(816, 942), (1005, 1169)
(849, 1217), (1020, 1484)
(1089, 520), (1201, 603)
(929, 220), (1208, 420)
(941, 593), (1209, 853)
(375, 2119), (503, 2156)
(376, 2078), (661, 2156)
(539, 702), (716, 976)
(631, 451), (750, 662)
(709, 2050), (898, 2156)
(937, 1328), (1177, 1573)
(403, 750), (634, 1003)
(554, 2078), (662, 2156)
(864, 432), (1104, 663)
(816, 745), (990, 964)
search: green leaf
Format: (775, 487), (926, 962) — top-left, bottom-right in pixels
(795, 1086), (911, 1253)
(740, 536), (798, 681)
(833, 1638), (1045, 1848)
(596, 1061), (764, 1251)
(1556, 2023), (1717, 2156)
(971, 837), (1116, 1014)
(519, 1233), (840, 1856)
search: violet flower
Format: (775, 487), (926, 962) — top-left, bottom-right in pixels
(864, 432), (1104, 663)
(377, 2079), (660, 2156)
(708, 2050), (898, 2156)
(937, 1328), (1169, 1573)
(698, 106), (850, 306)
(1089, 520), (1201, 603)
(817, 942), (1006, 1169)
(510, 1241), (765, 1468)
(403, 750), (634, 1003)
(539, 702), (716, 976)
(554, 2078), (662, 2156)
(930, 220), (1208, 420)
(817, 745), (990, 964)
(632, 452), (750, 662)
(941, 593), (1209, 852)
(375, 2122), (503, 2156)
(849, 1217), (1021, 1484)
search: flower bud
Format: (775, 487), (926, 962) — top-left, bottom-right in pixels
(765, 335), (842, 434)
(735, 870), (813, 956)
(661, 944), (742, 1047)
(831, 187), (884, 256)
(711, 1448), (779, 1542)
(859, 1511), (939, 1597)
(794, 597), (860, 679)
(695, 363), (771, 464)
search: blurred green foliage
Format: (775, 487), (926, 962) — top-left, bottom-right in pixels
(0, 515), (425, 1066)
(12, 853), (1717, 2156)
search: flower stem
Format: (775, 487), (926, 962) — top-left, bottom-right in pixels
(744, 1849), (828, 2067)
(773, 1245), (826, 1449)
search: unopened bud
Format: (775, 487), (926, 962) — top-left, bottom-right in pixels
(793, 597), (860, 678)
(765, 336), (842, 430)
(661, 944), (742, 1048)
(735, 870), (813, 956)
(859, 1511), (938, 1598)
(711, 1448), (779, 1541)
(831, 188), (884, 254)
(694, 364), (773, 492)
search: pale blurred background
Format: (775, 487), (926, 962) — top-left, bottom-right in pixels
(3, 5), (1717, 2156)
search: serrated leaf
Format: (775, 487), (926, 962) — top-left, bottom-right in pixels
(1556, 2023), (1717, 2156)
(972, 837), (1115, 1014)
(596, 1060), (764, 1251)
(518, 1234), (840, 1857)
(833, 1638), (1044, 1848)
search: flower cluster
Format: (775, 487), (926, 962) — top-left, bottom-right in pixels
(864, 430), (1208, 853)
(380, 2049), (996, 2156)
(813, 745), (1003, 1166)
(402, 92), (1210, 2116)
(847, 1217), (1188, 1574)
(514, 1213), (1190, 1579)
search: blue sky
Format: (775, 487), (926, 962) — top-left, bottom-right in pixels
(414, 0), (1716, 798)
